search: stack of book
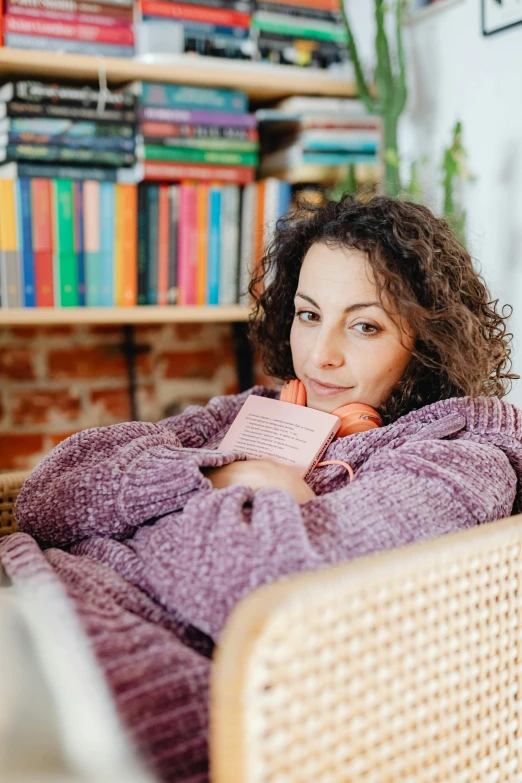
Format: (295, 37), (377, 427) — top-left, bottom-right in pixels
(134, 82), (258, 185)
(3, 0), (135, 57)
(0, 177), (137, 308)
(135, 0), (253, 60)
(0, 80), (137, 169)
(252, 0), (349, 69)
(257, 96), (381, 183)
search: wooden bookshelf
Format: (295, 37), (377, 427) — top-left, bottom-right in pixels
(0, 49), (357, 101)
(0, 305), (251, 326)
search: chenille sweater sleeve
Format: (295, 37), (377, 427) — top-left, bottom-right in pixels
(131, 438), (517, 641)
(15, 387), (271, 548)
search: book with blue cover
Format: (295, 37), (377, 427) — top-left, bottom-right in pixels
(99, 182), (115, 306)
(207, 186), (221, 305)
(136, 82), (247, 114)
(18, 178), (35, 307)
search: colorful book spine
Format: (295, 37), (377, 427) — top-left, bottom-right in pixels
(74, 179), (85, 306)
(83, 180), (100, 306)
(142, 161), (255, 185)
(7, 5), (135, 25)
(2, 131), (135, 153)
(18, 178), (35, 306)
(146, 184), (159, 305)
(5, 32), (135, 56)
(7, 0), (135, 22)
(119, 184), (137, 306)
(138, 81), (247, 114)
(1, 144), (135, 167)
(137, 184), (148, 305)
(99, 182), (115, 306)
(140, 107), (256, 128)
(207, 185), (221, 306)
(143, 137), (258, 153)
(140, 121), (258, 140)
(53, 178), (78, 306)
(140, 1), (250, 28)
(5, 13), (135, 44)
(157, 184), (170, 306)
(252, 13), (347, 44)
(142, 145), (257, 166)
(185, 184), (198, 305)
(31, 178), (54, 306)
(238, 181), (256, 305)
(176, 183), (197, 305)
(0, 179), (21, 307)
(167, 184), (179, 305)
(196, 183), (208, 305)
(0, 78), (135, 108)
(3, 101), (136, 124)
(0, 161), (120, 181)
(219, 184), (240, 305)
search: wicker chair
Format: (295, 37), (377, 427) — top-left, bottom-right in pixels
(3, 471), (522, 781)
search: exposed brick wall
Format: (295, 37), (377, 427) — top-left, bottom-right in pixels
(0, 323), (274, 472)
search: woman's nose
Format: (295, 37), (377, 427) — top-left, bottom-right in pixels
(310, 328), (344, 368)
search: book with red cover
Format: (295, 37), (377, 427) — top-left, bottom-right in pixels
(31, 177), (54, 307)
(5, 13), (134, 44)
(7, 0), (134, 23)
(140, 0), (250, 27)
(142, 161), (255, 185)
(219, 395), (341, 479)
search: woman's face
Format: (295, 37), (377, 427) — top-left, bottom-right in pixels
(289, 242), (414, 414)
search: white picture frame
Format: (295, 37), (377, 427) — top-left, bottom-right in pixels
(482, 0), (522, 36)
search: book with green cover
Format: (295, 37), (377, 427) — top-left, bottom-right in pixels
(53, 179), (78, 307)
(143, 136), (259, 153)
(252, 15), (348, 44)
(143, 145), (258, 167)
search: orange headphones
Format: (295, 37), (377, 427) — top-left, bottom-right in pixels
(280, 379), (382, 438)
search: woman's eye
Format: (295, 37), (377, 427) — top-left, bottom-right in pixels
(296, 310), (320, 323)
(353, 322), (380, 335)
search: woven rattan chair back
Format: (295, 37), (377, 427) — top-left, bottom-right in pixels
(0, 471), (30, 538)
(212, 513), (522, 783)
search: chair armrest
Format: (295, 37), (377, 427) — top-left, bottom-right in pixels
(0, 470), (31, 538)
(211, 513), (522, 782)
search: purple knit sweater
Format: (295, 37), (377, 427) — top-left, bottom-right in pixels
(1, 386), (522, 782)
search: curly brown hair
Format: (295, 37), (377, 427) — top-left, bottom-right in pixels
(248, 194), (517, 424)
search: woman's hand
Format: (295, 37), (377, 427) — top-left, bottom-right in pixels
(202, 460), (316, 504)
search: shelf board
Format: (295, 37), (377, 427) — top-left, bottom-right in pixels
(0, 305), (251, 326)
(0, 49), (357, 101)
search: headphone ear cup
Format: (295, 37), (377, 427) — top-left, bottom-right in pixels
(280, 379), (307, 406)
(333, 403), (382, 438)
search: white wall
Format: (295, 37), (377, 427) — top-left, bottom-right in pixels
(345, 0), (522, 405)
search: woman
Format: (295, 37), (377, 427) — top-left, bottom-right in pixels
(2, 195), (521, 782)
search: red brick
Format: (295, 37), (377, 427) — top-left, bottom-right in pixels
(90, 325), (125, 336)
(48, 431), (81, 449)
(48, 346), (152, 379)
(161, 349), (221, 380)
(174, 323), (204, 341)
(0, 348), (35, 380)
(12, 390), (81, 426)
(0, 434), (44, 471)
(91, 388), (131, 420)
(10, 327), (39, 339)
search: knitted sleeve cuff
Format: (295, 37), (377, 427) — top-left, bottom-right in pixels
(118, 442), (244, 531)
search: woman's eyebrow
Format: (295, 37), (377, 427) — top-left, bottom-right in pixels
(295, 292), (383, 314)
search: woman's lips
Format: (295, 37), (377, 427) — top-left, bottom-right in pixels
(308, 379), (353, 397)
